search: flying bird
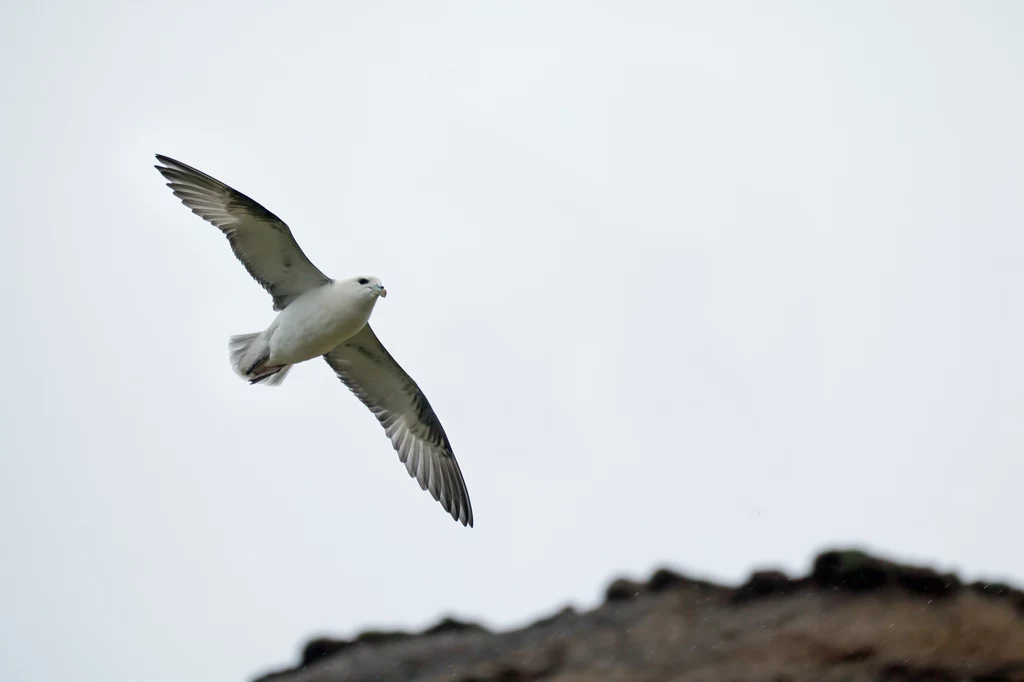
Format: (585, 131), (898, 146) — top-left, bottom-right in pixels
(154, 154), (473, 527)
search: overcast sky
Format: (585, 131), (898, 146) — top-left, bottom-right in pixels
(2, 2), (1022, 682)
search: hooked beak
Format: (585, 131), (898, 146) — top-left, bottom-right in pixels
(378, 286), (387, 298)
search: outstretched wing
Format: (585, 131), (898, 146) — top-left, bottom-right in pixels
(324, 325), (474, 527)
(155, 154), (331, 310)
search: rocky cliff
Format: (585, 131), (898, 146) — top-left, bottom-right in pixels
(253, 549), (1024, 682)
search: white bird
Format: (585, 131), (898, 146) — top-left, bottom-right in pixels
(154, 154), (473, 527)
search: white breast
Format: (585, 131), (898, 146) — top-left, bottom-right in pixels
(267, 283), (378, 364)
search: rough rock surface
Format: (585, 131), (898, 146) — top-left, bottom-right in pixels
(253, 549), (1024, 682)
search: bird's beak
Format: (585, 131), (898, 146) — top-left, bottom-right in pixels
(379, 287), (387, 298)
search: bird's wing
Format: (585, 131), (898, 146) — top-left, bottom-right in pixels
(154, 154), (331, 311)
(324, 324), (474, 527)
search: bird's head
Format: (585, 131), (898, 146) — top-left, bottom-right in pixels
(350, 275), (387, 299)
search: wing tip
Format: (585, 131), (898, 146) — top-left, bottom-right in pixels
(153, 154), (205, 181)
(153, 155), (183, 182)
(441, 485), (474, 528)
(456, 494), (474, 528)
(154, 153), (177, 169)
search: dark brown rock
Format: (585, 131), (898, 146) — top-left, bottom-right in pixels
(732, 569), (804, 602)
(302, 637), (351, 666)
(603, 577), (646, 602)
(812, 549), (961, 597)
(422, 617), (489, 636)
(254, 549), (1024, 682)
(646, 567), (725, 595)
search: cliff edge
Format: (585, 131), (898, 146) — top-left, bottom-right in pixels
(254, 549), (1024, 682)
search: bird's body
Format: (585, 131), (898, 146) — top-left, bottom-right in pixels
(230, 277), (384, 385)
(268, 279), (380, 364)
(154, 154), (474, 526)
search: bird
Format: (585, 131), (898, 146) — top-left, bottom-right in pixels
(153, 154), (473, 527)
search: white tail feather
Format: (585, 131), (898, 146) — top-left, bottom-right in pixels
(229, 332), (261, 375)
(228, 332), (292, 387)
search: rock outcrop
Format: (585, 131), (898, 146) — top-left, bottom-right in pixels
(253, 549), (1024, 682)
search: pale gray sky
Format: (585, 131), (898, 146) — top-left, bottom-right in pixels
(2, 2), (1022, 682)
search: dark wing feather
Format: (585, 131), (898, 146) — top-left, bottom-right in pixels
(154, 154), (331, 311)
(324, 325), (474, 527)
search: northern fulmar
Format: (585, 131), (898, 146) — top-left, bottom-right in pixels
(154, 154), (473, 527)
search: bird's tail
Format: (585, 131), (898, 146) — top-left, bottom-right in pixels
(228, 332), (293, 387)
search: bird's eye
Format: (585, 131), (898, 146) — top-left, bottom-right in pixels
(357, 278), (369, 285)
